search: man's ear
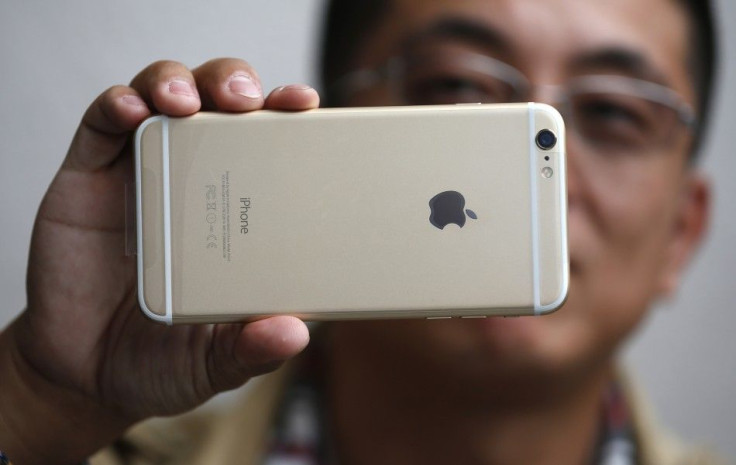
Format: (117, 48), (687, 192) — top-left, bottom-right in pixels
(657, 172), (711, 297)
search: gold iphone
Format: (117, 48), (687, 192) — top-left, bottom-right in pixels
(135, 104), (568, 324)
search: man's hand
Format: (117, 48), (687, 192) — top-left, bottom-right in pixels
(0, 59), (317, 465)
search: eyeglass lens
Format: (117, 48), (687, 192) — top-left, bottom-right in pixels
(397, 50), (686, 156)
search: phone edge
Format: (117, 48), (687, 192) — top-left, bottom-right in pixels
(136, 115), (173, 325)
(530, 103), (570, 315)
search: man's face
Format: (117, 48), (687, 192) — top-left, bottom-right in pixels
(332, 0), (708, 388)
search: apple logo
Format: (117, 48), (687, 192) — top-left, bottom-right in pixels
(429, 191), (477, 229)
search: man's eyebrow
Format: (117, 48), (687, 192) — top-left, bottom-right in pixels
(570, 48), (669, 84)
(401, 16), (509, 53)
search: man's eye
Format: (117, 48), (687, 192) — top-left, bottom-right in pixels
(573, 97), (656, 152)
(405, 75), (494, 104)
(424, 77), (483, 93)
(577, 100), (643, 126)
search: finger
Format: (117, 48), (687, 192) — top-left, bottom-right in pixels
(264, 84), (320, 111)
(191, 58), (264, 112)
(206, 316), (309, 393)
(63, 86), (150, 172)
(129, 60), (201, 116)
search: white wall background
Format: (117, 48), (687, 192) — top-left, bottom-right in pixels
(1, 0), (734, 459)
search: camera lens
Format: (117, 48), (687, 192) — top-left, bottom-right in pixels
(536, 129), (557, 150)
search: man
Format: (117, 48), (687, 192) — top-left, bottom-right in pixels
(0, 0), (722, 464)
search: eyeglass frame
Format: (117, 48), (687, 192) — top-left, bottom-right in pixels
(328, 50), (698, 154)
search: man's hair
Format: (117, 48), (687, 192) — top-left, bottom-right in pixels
(677, 0), (718, 156)
(318, 0), (718, 157)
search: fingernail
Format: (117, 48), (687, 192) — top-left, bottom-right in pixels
(121, 95), (146, 107)
(282, 84), (313, 91)
(228, 75), (262, 99)
(168, 79), (198, 97)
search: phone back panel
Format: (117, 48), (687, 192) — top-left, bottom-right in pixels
(136, 104), (567, 323)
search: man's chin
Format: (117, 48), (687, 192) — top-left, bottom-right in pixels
(444, 297), (587, 373)
(464, 314), (552, 354)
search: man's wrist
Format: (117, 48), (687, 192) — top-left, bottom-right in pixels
(0, 318), (130, 465)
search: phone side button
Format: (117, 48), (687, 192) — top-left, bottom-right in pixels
(426, 316), (452, 320)
(460, 316), (487, 319)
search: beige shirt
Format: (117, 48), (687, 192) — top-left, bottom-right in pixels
(90, 366), (728, 465)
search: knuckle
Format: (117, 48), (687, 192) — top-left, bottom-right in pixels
(148, 59), (188, 73)
(93, 86), (128, 112)
(131, 60), (191, 87)
(200, 57), (258, 78)
(103, 84), (132, 99)
(210, 56), (251, 68)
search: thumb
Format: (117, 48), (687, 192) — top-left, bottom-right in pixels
(206, 316), (310, 394)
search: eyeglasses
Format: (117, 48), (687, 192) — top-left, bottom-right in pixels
(330, 49), (697, 158)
